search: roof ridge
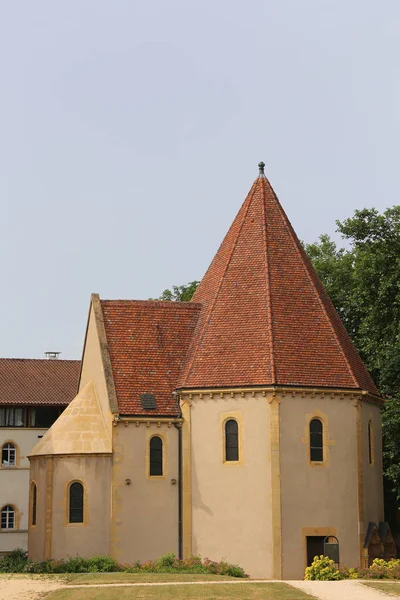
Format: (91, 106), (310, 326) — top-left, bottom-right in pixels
(184, 181), (258, 383)
(260, 179), (276, 384)
(267, 181), (360, 389)
(100, 299), (202, 309)
(0, 358), (80, 362)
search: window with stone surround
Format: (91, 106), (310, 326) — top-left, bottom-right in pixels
(310, 418), (323, 462)
(149, 436), (163, 476)
(69, 482), (84, 523)
(225, 419), (239, 462)
(1, 442), (16, 467)
(1, 505), (15, 529)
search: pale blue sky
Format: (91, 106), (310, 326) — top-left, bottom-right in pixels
(1, 0), (399, 359)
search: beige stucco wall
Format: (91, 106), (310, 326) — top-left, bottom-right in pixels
(29, 455), (112, 561)
(362, 403), (384, 526)
(280, 392), (360, 579)
(79, 303), (115, 428)
(111, 422), (179, 564)
(1, 428), (49, 552)
(187, 392), (272, 579)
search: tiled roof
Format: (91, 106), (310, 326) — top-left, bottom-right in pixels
(100, 300), (201, 415)
(0, 358), (80, 406)
(178, 172), (379, 396)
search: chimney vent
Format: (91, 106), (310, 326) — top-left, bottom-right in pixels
(45, 352), (61, 360)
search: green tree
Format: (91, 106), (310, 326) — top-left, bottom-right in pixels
(305, 206), (400, 504)
(157, 281), (199, 302)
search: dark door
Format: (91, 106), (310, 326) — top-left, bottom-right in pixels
(306, 536), (325, 566)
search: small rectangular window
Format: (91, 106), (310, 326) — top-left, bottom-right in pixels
(29, 407), (60, 428)
(140, 393), (157, 411)
(0, 408), (24, 427)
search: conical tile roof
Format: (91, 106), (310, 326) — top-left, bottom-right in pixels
(178, 168), (379, 395)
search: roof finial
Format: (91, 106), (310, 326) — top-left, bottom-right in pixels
(258, 161), (266, 178)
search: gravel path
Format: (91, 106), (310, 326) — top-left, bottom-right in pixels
(288, 579), (392, 600)
(0, 577), (62, 600)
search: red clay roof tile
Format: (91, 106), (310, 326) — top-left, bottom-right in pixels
(100, 300), (201, 415)
(0, 358), (80, 406)
(178, 174), (379, 396)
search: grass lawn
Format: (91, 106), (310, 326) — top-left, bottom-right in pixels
(45, 582), (315, 600)
(362, 581), (400, 595)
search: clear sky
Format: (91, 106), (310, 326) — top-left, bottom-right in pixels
(1, 0), (399, 359)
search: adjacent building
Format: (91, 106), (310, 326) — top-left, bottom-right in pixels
(0, 357), (80, 552)
(28, 164), (391, 578)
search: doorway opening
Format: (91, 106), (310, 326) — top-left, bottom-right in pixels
(306, 536), (325, 566)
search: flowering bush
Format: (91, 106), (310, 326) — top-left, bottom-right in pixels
(124, 553), (248, 578)
(304, 555), (343, 580)
(338, 565), (358, 579)
(356, 558), (400, 579)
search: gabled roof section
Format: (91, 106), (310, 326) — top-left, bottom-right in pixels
(101, 300), (201, 415)
(178, 168), (379, 396)
(0, 358), (80, 406)
(29, 381), (112, 456)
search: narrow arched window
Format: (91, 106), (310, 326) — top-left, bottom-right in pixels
(149, 436), (163, 476)
(31, 483), (37, 526)
(1, 505), (15, 529)
(310, 418), (323, 462)
(225, 419), (239, 462)
(368, 420), (373, 465)
(69, 482), (84, 523)
(2, 443), (16, 466)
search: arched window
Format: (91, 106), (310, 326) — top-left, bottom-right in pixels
(2, 442), (16, 467)
(225, 419), (239, 462)
(310, 418), (323, 462)
(31, 482), (37, 526)
(69, 482), (84, 523)
(368, 420), (374, 465)
(1, 505), (15, 529)
(149, 436), (163, 476)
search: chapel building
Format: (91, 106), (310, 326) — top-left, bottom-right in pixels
(28, 164), (391, 579)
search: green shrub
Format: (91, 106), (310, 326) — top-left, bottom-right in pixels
(0, 548), (28, 573)
(225, 564), (247, 578)
(62, 555), (119, 573)
(156, 552), (176, 568)
(86, 556), (119, 572)
(0, 549), (247, 578)
(304, 555), (343, 580)
(23, 560), (54, 574)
